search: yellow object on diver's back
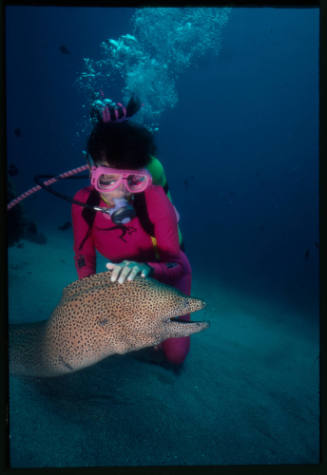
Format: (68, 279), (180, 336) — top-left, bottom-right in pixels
(150, 236), (160, 261)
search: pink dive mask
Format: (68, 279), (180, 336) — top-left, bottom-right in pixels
(90, 166), (152, 193)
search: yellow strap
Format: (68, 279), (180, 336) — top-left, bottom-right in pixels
(150, 236), (160, 261)
(100, 195), (113, 206)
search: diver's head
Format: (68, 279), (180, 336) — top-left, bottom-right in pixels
(87, 95), (156, 170)
(87, 95), (156, 204)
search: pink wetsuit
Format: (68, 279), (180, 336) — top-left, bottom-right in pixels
(72, 184), (192, 365)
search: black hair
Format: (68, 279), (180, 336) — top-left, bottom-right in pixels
(87, 96), (156, 169)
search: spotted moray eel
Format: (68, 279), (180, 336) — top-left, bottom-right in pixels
(9, 271), (208, 377)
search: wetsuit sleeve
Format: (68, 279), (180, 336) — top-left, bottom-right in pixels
(71, 189), (96, 279)
(144, 186), (185, 284)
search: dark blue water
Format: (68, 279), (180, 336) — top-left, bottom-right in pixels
(6, 6), (319, 467)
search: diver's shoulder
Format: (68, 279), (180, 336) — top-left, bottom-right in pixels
(144, 185), (171, 213)
(144, 185), (176, 223)
(145, 184), (166, 200)
(73, 186), (93, 201)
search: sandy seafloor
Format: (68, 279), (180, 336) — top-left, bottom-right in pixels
(8, 225), (319, 468)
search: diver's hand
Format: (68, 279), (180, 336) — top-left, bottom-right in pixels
(106, 260), (152, 284)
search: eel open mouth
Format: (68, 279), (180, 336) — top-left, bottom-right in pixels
(170, 317), (201, 324)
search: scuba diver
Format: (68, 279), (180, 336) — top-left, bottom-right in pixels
(72, 95), (191, 367)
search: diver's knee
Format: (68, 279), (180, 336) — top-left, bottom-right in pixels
(162, 337), (190, 365)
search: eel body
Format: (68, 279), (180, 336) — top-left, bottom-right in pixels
(9, 271), (208, 377)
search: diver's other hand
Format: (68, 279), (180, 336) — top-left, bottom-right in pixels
(106, 260), (152, 284)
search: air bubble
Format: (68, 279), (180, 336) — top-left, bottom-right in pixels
(75, 7), (232, 134)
